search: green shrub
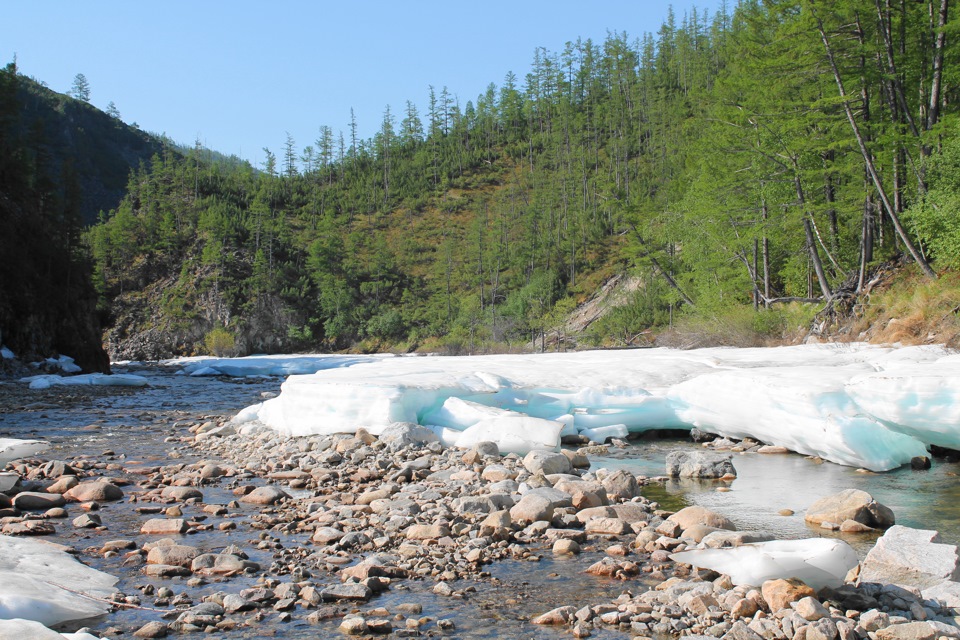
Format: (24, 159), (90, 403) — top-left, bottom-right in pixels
(204, 326), (236, 356)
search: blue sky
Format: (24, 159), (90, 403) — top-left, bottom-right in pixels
(4, 1), (721, 168)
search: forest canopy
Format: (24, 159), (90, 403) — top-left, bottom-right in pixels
(82, 0), (959, 358)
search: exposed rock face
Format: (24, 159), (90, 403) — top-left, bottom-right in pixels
(665, 450), (737, 478)
(859, 526), (960, 590)
(805, 488), (895, 529)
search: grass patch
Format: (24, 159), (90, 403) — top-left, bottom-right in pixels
(655, 303), (819, 349)
(851, 267), (960, 347)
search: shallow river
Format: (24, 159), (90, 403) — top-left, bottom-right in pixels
(1, 362), (958, 638)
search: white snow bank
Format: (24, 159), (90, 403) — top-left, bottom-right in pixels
(229, 343), (960, 471)
(164, 353), (391, 377)
(0, 345), (14, 359)
(0, 536), (117, 627)
(30, 355), (82, 374)
(20, 373), (149, 390)
(0, 438), (49, 465)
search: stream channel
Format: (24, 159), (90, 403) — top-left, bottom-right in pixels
(1, 361), (958, 639)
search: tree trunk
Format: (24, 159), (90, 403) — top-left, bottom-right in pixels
(814, 12), (937, 278)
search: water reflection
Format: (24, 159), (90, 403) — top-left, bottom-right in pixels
(597, 437), (960, 554)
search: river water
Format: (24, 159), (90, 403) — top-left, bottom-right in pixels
(1, 362), (958, 638)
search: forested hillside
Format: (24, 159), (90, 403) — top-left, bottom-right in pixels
(0, 59), (175, 371)
(85, 1), (959, 359)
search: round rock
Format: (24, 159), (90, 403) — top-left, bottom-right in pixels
(64, 481), (124, 502)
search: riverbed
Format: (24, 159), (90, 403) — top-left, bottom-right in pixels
(0, 361), (957, 638)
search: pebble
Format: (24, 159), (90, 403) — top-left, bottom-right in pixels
(6, 398), (947, 640)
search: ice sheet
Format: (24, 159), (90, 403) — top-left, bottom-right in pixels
(20, 373), (149, 390)
(0, 535), (117, 627)
(165, 353), (390, 377)
(671, 538), (859, 589)
(0, 438), (49, 465)
(228, 344), (958, 471)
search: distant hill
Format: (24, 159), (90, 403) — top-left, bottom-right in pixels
(15, 76), (167, 225)
(0, 63), (172, 371)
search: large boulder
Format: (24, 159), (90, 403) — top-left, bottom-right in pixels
(666, 450), (736, 478)
(377, 422), (439, 451)
(668, 505), (736, 531)
(859, 525), (960, 590)
(804, 489), (894, 529)
(522, 450), (572, 476)
(601, 469), (641, 501)
(761, 578), (816, 612)
(509, 493), (556, 524)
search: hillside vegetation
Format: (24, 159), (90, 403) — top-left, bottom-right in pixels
(80, 1), (960, 359)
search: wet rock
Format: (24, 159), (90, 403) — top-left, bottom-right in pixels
(191, 553), (259, 575)
(160, 486), (203, 501)
(859, 525), (960, 589)
(63, 480), (124, 502)
(757, 445), (790, 454)
(668, 505), (736, 531)
(2, 520), (55, 535)
(240, 485), (289, 505)
(321, 582), (372, 601)
(338, 616), (368, 635)
(761, 578), (816, 611)
(839, 519), (876, 533)
(133, 621), (169, 638)
(46, 475), (78, 494)
(700, 530), (774, 548)
(223, 593), (256, 613)
(140, 518), (188, 535)
(681, 524), (723, 542)
(522, 450), (573, 476)
(13, 491), (65, 510)
(804, 488), (894, 530)
(553, 539), (581, 555)
(910, 456), (932, 470)
(533, 605), (577, 625)
(665, 451), (737, 478)
(601, 469), (641, 501)
(72, 513), (101, 528)
(198, 464), (229, 479)
(144, 563), (191, 577)
(101, 539), (136, 553)
(147, 544), (199, 567)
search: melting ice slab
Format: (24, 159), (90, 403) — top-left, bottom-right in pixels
(0, 535), (117, 627)
(671, 538), (859, 590)
(233, 343), (960, 471)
